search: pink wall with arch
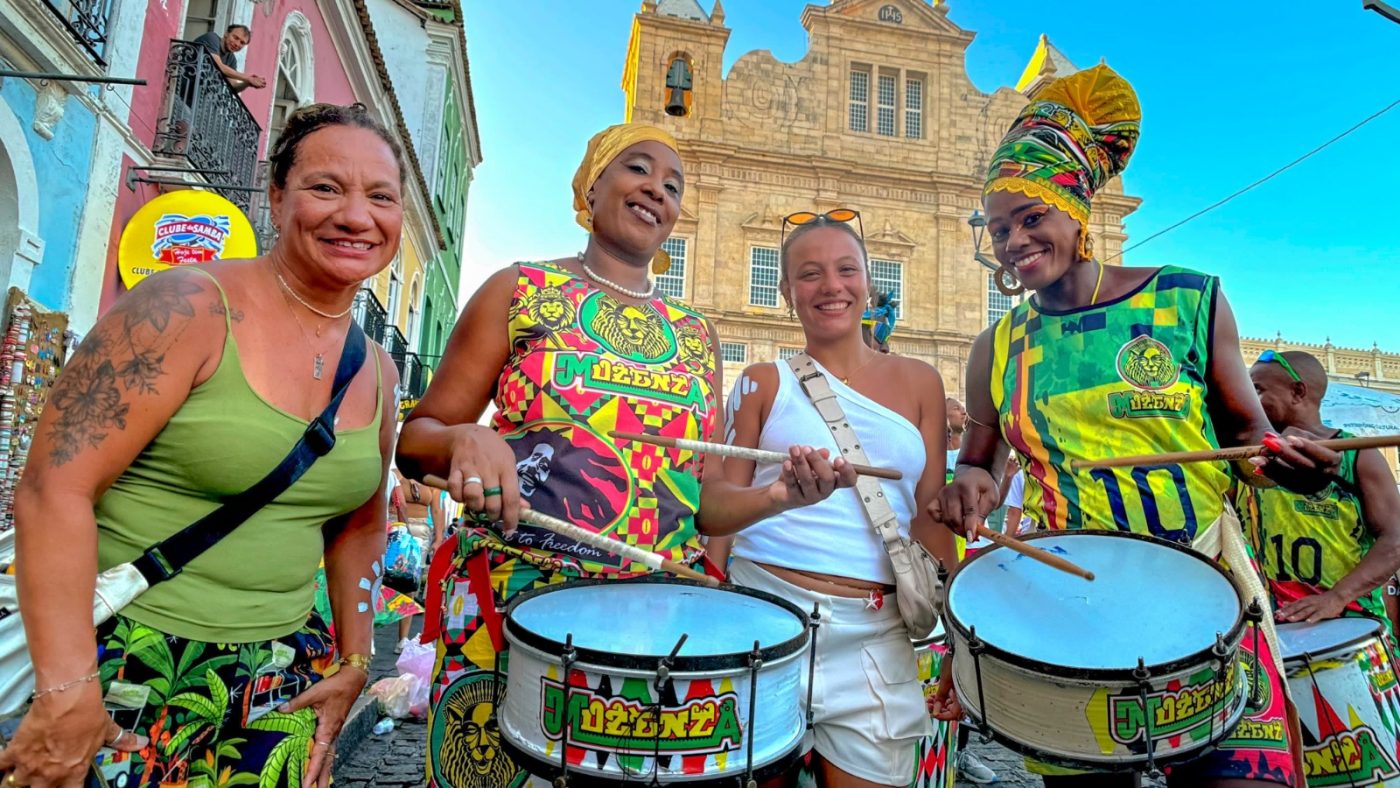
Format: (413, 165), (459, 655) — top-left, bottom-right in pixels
(100, 0), (360, 313)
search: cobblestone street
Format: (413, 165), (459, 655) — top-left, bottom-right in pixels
(332, 617), (1080, 787)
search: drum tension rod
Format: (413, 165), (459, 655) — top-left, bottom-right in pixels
(805, 603), (821, 730)
(1208, 633), (1230, 747)
(555, 634), (577, 788)
(1133, 658), (1163, 781)
(744, 640), (763, 788)
(1245, 599), (1264, 702)
(647, 634), (689, 786)
(967, 627), (992, 742)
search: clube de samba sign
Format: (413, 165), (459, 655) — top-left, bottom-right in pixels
(117, 190), (258, 288)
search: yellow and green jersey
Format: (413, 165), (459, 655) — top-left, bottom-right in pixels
(990, 266), (1231, 545)
(1235, 438), (1386, 628)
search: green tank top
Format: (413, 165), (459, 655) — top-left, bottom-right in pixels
(990, 266), (1231, 544)
(94, 272), (384, 642)
(1236, 435), (1386, 627)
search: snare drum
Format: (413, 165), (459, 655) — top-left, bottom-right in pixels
(912, 620), (957, 788)
(499, 577), (811, 786)
(1279, 618), (1400, 787)
(946, 531), (1250, 772)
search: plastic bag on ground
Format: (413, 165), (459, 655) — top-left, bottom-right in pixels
(367, 674), (416, 719)
(395, 637), (435, 683)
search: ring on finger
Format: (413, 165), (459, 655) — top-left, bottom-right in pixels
(482, 486), (503, 497)
(464, 476), (483, 486)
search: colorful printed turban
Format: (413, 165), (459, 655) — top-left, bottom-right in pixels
(571, 123), (679, 232)
(984, 64), (1141, 260)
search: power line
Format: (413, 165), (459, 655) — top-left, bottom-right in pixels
(1105, 96), (1400, 261)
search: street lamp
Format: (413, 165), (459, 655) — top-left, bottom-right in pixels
(967, 208), (998, 272)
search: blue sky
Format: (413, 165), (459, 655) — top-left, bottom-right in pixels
(460, 1), (1400, 351)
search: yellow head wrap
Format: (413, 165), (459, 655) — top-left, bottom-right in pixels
(571, 123), (679, 232)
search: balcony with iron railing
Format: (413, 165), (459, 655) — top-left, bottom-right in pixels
(352, 288), (389, 345)
(152, 40), (261, 211)
(40, 0), (113, 66)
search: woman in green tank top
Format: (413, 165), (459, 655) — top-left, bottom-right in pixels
(928, 65), (1344, 788)
(1, 105), (402, 788)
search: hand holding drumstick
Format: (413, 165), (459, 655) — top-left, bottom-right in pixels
(928, 465), (1093, 581)
(418, 474), (719, 587)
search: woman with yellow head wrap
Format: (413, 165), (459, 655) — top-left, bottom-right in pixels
(930, 64), (1339, 788)
(399, 123), (730, 786)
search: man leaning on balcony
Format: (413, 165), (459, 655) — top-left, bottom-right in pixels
(193, 24), (266, 93)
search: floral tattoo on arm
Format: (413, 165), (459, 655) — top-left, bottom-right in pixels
(48, 274), (205, 466)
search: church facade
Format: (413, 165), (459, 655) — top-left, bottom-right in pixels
(620, 0), (1141, 396)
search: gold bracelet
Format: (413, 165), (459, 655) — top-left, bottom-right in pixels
(337, 653), (372, 673)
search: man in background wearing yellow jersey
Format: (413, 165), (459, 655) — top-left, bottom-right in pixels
(1240, 350), (1400, 632)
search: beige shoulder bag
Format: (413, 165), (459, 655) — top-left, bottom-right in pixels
(786, 354), (944, 634)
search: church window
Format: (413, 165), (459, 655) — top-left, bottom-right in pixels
(849, 67), (870, 133)
(877, 71), (897, 137)
(749, 246), (780, 307)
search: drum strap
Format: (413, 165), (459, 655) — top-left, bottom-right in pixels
(787, 355), (944, 635)
(1203, 502), (1307, 787)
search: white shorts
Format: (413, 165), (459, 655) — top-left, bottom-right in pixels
(728, 557), (931, 785)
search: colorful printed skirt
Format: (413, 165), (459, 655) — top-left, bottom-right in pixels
(90, 612), (334, 788)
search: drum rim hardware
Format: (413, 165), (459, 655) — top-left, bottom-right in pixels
(948, 530), (1247, 680)
(503, 576), (812, 672)
(1276, 615), (1387, 665)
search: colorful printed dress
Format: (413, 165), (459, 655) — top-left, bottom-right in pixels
(989, 266), (1296, 785)
(1236, 433), (1389, 630)
(424, 262), (719, 787)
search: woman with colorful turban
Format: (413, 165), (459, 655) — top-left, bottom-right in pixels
(930, 65), (1339, 787)
(396, 124), (729, 787)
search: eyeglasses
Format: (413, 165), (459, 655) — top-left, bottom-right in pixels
(780, 209), (865, 263)
(1257, 350), (1301, 383)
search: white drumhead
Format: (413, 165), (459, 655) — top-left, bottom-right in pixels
(949, 533), (1241, 670)
(510, 582), (806, 657)
(1277, 618), (1383, 661)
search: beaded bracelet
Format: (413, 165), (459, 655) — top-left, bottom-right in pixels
(32, 670), (100, 700)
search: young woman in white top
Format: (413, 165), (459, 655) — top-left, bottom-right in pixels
(698, 211), (956, 788)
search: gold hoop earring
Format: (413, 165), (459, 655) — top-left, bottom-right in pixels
(1078, 231), (1095, 263)
(995, 264), (1026, 297)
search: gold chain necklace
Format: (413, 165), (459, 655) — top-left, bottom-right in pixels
(274, 267), (354, 321)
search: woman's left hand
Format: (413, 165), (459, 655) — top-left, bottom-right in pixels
(278, 667), (369, 788)
(1250, 427), (1342, 494)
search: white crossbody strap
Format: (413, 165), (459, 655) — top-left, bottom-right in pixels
(786, 355), (903, 551)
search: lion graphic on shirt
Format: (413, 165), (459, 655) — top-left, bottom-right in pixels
(589, 299), (669, 360)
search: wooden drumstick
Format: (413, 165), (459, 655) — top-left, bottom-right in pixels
(419, 474), (719, 587)
(609, 431), (904, 481)
(977, 525), (1095, 581)
(1070, 434), (1400, 470)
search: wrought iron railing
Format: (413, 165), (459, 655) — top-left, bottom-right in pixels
(40, 0), (113, 66)
(153, 40), (261, 211)
(249, 161), (276, 253)
(401, 352), (430, 400)
(352, 289), (389, 345)
(384, 326), (410, 378)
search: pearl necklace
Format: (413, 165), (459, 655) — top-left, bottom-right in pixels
(577, 252), (654, 300)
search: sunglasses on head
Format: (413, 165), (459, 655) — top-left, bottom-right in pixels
(1257, 349), (1301, 383)
(780, 209), (865, 259)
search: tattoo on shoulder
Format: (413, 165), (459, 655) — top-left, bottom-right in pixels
(48, 272), (208, 466)
(210, 302), (244, 322)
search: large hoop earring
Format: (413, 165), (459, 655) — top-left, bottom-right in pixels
(995, 264), (1025, 297)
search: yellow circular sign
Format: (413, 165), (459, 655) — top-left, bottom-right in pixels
(117, 190), (258, 289)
